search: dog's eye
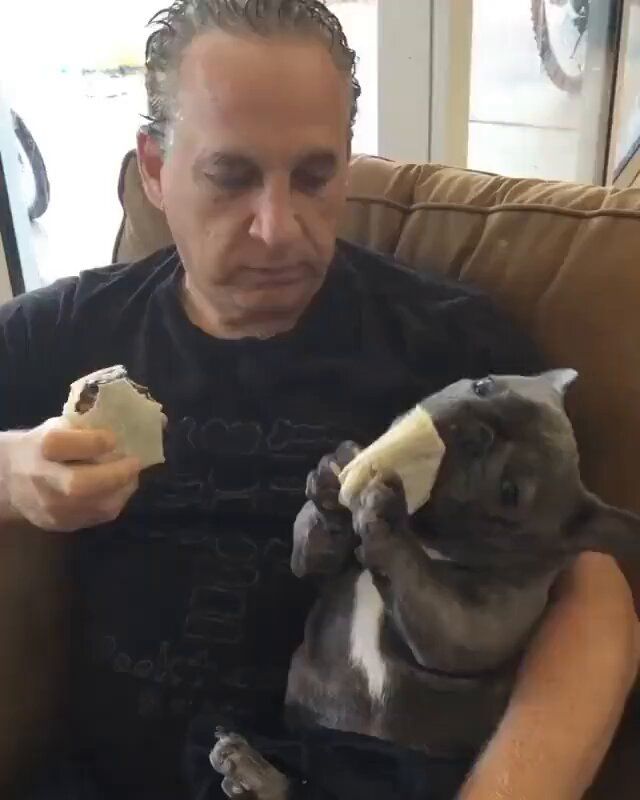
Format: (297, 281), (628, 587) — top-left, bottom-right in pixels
(472, 377), (496, 398)
(500, 478), (520, 508)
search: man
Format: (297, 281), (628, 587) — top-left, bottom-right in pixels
(0, 1), (637, 798)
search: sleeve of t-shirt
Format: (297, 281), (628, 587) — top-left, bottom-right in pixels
(0, 280), (76, 430)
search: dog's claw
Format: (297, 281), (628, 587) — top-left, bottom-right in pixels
(353, 476), (409, 571)
(306, 441), (361, 511)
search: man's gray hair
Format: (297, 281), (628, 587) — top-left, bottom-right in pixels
(144, 0), (361, 148)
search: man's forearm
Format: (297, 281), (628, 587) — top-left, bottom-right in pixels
(0, 431), (20, 523)
(459, 553), (639, 800)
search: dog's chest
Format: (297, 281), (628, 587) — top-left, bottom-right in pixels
(349, 571), (389, 701)
(346, 567), (556, 695)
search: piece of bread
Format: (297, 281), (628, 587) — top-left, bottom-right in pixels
(338, 406), (445, 514)
(62, 365), (166, 468)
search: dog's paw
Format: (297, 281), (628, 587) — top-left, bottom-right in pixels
(358, 474), (408, 527)
(292, 500), (356, 577)
(353, 475), (408, 570)
(292, 441), (362, 577)
(210, 731), (248, 776)
(306, 440), (361, 512)
(210, 730), (289, 799)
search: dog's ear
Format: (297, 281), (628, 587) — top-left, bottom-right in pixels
(544, 368), (578, 397)
(565, 494), (640, 559)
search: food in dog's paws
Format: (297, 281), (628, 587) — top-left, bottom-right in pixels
(62, 365), (166, 468)
(338, 405), (445, 514)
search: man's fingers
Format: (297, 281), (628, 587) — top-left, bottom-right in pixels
(28, 477), (140, 532)
(41, 427), (117, 463)
(103, 480), (140, 515)
(46, 456), (142, 498)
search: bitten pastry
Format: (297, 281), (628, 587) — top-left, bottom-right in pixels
(62, 365), (166, 468)
(338, 405), (445, 514)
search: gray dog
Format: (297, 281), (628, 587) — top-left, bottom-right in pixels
(209, 370), (640, 799)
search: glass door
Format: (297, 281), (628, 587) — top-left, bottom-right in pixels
(0, 0), (385, 292)
(0, 0), (157, 287)
(467, 0), (625, 184)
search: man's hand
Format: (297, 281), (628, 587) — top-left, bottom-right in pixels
(459, 553), (639, 799)
(0, 417), (142, 532)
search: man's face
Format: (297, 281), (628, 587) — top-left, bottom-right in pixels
(140, 31), (352, 336)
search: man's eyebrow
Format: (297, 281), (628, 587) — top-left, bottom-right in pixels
(195, 152), (257, 171)
(295, 151), (338, 171)
(194, 150), (338, 173)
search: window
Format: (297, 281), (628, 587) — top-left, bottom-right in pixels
(1, 1), (380, 288)
(328, 0), (378, 156)
(467, 0), (622, 183)
(0, 1), (156, 285)
(2, 0), (635, 296)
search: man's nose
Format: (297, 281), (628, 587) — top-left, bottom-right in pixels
(249, 178), (303, 251)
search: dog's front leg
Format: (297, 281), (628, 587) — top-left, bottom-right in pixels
(352, 476), (454, 668)
(291, 442), (360, 578)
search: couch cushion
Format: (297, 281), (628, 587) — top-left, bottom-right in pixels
(113, 152), (640, 523)
(112, 151), (173, 264)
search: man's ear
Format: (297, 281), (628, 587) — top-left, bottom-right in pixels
(136, 129), (165, 212)
(566, 493), (640, 559)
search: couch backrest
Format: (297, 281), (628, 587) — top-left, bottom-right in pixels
(114, 151), (640, 523)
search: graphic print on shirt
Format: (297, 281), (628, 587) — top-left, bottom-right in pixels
(128, 415), (349, 515)
(83, 412), (368, 724)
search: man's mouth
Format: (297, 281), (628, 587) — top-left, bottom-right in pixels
(243, 266), (309, 288)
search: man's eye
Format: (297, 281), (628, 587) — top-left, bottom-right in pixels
(500, 477), (520, 508)
(293, 171), (330, 194)
(206, 172), (258, 192)
(472, 377), (496, 398)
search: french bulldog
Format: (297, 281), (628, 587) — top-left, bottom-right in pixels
(209, 370), (640, 799)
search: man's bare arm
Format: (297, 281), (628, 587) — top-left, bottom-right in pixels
(0, 424), (141, 531)
(459, 553), (639, 799)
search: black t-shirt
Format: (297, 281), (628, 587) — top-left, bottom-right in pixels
(0, 240), (543, 798)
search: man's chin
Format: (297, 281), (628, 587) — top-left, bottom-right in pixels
(233, 280), (319, 319)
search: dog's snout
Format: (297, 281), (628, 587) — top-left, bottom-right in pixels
(457, 421), (495, 458)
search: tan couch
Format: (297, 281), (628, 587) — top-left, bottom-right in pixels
(113, 150), (640, 796)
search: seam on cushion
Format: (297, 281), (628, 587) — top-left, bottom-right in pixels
(117, 150), (136, 208)
(351, 154), (395, 165)
(112, 217), (126, 264)
(533, 215), (591, 329)
(112, 151), (136, 264)
(346, 195), (640, 221)
(446, 217), (489, 284)
(350, 155), (502, 180)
